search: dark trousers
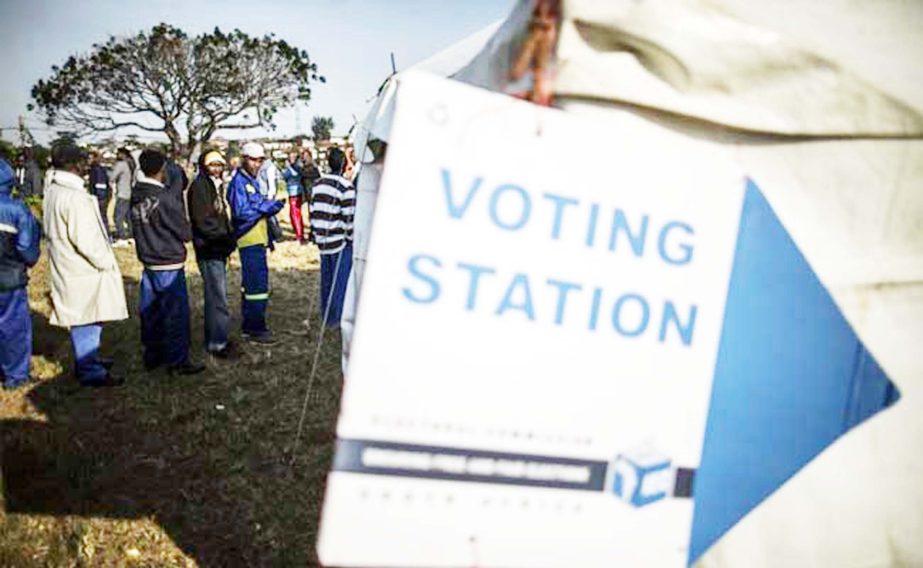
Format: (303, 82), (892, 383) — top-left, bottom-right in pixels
(140, 268), (191, 368)
(96, 195), (110, 236)
(319, 242), (352, 327)
(0, 288), (31, 385)
(198, 258), (230, 352)
(71, 323), (106, 383)
(239, 245), (270, 336)
(114, 197), (132, 239)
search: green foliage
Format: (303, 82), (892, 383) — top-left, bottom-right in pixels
(311, 116), (334, 142)
(23, 195), (43, 207)
(50, 131), (79, 149)
(30, 23), (324, 159)
(31, 144), (51, 168)
(0, 139), (15, 163)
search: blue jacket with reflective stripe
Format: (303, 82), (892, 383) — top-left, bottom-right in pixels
(226, 168), (284, 241)
(0, 181), (41, 291)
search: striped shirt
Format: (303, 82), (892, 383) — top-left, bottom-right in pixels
(310, 174), (355, 254)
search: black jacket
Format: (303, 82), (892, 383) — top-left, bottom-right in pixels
(130, 179), (191, 268)
(301, 163), (321, 195)
(89, 164), (109, 198)
(165, 159), (189, 194)
(187, 173), (235, 260)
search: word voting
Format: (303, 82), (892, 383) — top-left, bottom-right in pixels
(400, 168), (701, 346)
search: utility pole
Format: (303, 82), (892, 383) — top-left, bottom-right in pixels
(18, 115), (25, 149)
(17, 115), (34, 149)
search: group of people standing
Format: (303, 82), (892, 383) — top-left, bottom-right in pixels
(0, 140), (356, 390)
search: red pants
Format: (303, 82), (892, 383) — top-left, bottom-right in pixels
(289, 195), (305, 241)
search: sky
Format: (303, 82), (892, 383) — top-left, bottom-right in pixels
(0, 0), (516, 146)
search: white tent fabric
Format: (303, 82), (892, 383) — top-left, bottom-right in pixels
(341, 1), (923, 565)
(341, 18), (509, 372)
(547, 3), (923, 565)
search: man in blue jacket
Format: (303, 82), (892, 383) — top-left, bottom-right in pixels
(0, 158), (41, 390)
(227, 142), (284, 343)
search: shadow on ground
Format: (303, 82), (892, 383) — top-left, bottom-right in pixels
(0, 240), (344, 566)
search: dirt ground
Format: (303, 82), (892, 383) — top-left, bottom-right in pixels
(0, 232), (344, 567)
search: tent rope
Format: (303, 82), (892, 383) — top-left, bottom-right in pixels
(290, 242), (347, 466)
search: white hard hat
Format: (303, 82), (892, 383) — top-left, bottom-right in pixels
(241, 142), (266, 159)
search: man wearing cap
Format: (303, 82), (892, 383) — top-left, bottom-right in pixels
(227, 142), (284, 343)
(44, 145), (127, 387)
(0, 158), (41, 390)
(188, 150), (237, 358)
(131, 149), (205, 376)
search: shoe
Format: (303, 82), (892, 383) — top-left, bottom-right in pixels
(81, 373), (125, 388)
(208, 344), (238, 360)
(144, 360), (164, 372)
(98, 357), (115, 369)
(242, 332), (276, 345)
(3, 378), (30, 391)
(168, 362), (206, 376)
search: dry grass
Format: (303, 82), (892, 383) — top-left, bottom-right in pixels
(0, 231), (343, 567)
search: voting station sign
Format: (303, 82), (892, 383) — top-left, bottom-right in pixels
(317, 72), (897, 567)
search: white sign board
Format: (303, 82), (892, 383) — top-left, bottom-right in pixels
(319, 72), (746, 567)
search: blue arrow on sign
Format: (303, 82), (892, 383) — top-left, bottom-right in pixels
(689, 180), (900, 564)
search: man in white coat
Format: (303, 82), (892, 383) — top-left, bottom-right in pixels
(44, 145), (128, 387)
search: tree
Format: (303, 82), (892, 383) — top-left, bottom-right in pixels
(50, 131), (79, 149)
(30, 144), (51, 168)
(30, 24), (324, 159)
(311, 116), (334, 142)
(0, 139), (16, 163)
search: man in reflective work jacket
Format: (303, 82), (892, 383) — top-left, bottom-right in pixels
(227, 142), (284, 344)
(0, 158), (41, 390)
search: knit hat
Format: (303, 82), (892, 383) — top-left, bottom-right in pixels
(0, 159), (13, 192)
(203, 151), (227, 166)
(139, 149), (167, 177)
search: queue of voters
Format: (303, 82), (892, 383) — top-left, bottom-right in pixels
(0, 140), (356, 390)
